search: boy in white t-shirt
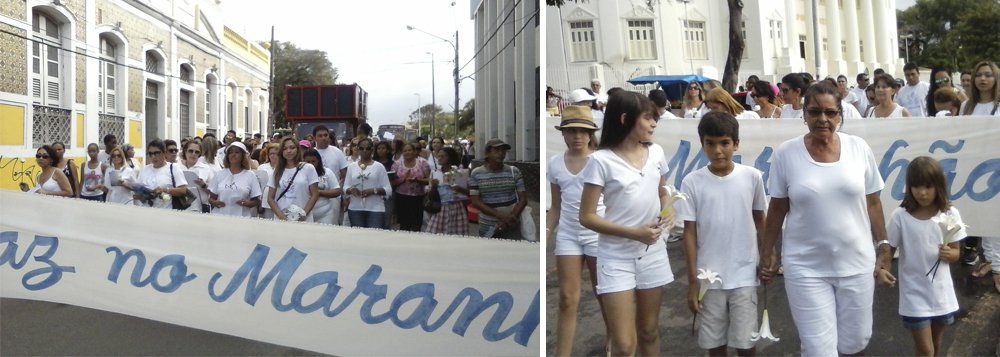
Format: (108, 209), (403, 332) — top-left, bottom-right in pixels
(679, 112), (767, 356)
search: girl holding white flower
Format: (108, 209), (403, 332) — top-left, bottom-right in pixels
(878, 156), (965, 357)
(267, 138), (319, 222)
(579, 91), (674, 356)
(302, 148), (342, 225)
(343, 138), (392, 229)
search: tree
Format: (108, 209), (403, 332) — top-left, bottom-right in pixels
(457, 99), (474, 136)
(896, 0), (997, 71)
(407, 104), (444, 137)
(721, 0), (745, 92)
(267, 41), (339, 130)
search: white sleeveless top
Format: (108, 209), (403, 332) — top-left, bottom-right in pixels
(80, 161), (104, 197)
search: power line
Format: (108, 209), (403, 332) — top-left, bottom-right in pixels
(0, 27), (271, 90)
(458, 0), (522, 73)
(465, 10), (537, 78)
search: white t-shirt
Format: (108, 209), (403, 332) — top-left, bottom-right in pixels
(180, 161), (214, 212)
(580, 143), (671, 260)
(779, 104), (802, 119)
(210, 169), (263, 217)
(312, 167), (341, 219)
(314, 145), (348, 177)
(103, 164), (135, 205)
(959, 100), (1000, 116)
(841, 100), (864, 119)
(768, 132), (885, 278)
(851, 87), (870, 114)
(137, 163), (189, 209)
(735, 110), (761, 120)
(267, 163), (320, 214)
(678, 164), (767, 290)
(342, 161), (393, 212)
(887, 206), (965, 317)
(547, 153), (605, 242)
(256, 163), (274, 211)
(684, 103), (710, 119)
(895, 81), (930, 117)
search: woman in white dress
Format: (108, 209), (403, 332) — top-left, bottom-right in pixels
(208, 142), (262, 218)
(267, 137), (320, 222)
(869, 73), (912, 118)
(302, 148), (343, 225)
(19, 145), (73, 197)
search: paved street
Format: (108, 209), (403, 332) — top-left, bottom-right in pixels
(545, 236), (1000, 356)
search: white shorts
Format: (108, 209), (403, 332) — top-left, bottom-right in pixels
(553, 229), (598, 256)
(595, 250), (673, 295)
(982, 236), (1000, 272)
(698, 287), (758, 350)
(785, 274), (874, 356)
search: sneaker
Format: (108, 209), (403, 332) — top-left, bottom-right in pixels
(961, 247), (980, 266)
(666, 233), (683, 243)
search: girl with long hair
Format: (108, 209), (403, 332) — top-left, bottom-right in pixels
(870, 73), (912, 118)
(302, 148), (343, 225)
(79, 143), (106, 201)
(51, 141), (79, 197)
(752, 80), (783, 118)
(102, 147), (136, 205)
(267, 137), (320, 221)
(682, 81), (707, 118)
(425, 147), (470, 236)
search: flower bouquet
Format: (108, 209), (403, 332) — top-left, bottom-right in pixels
(283, 204), (306, 221)
(926, 210), (968, 280)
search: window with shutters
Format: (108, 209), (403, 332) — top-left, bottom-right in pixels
(626, 20), (656, 60)
(568, 21), (596, 62)
(31, 10), (64, 107)
(179, 90), (192, 137)
(98, 35), (118, 114)
(684, 20), (707, 60)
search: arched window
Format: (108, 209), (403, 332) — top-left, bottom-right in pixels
(179, 64), (195, 138)
(98, 34), (119, 114)
(31, 10), (63, 106)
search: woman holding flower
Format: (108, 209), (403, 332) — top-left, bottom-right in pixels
(878, 156), (965, 357)
(425, 147), (469, 236)
(267, 137), (320, 221)
(343, 138), (392, 229)
(760, 82), (891, 355)
(135, 139), (189, 210)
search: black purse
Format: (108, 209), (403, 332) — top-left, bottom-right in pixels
(423, 186), (442, 213)
(169, 164), (195, 210)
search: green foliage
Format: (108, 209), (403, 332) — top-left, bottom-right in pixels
(897, 0), (1000, 71)
(267, 41), (339, 130)
(458, 99), (475, 136)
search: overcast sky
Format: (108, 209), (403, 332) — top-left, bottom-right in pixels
(222, 0), (477, 130)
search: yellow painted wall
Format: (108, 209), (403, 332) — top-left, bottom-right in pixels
(0, 104), (25, 146)
(129, 120), (143, 148)
(196, 128), (204, 137)
(76, 114), (85, 148)
(0, 156), (42, 191)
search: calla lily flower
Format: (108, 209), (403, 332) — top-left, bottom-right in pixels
(750, 309), (780, 342)
(696, 268), (722, 300)
(659, 185), (688, 218)
(930, 211), (968, 244)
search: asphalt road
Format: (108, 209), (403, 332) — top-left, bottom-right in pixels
(545, 236), (1000, 356)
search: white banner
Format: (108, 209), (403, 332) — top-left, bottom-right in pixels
(546, 116), (1000, 236)
(0, 191), (539, 355)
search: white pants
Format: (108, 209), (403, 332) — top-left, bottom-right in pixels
(983, 236), (1000, 272)
(785, 274), (874, 356)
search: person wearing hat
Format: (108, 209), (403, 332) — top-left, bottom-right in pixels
(208, 141), (262, 217)
(469, 138), (527, 239)
(568, 88), (604, 128)
(547, 106), (609, 356)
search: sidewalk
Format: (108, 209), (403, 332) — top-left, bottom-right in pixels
(545, 236), (1000, 356)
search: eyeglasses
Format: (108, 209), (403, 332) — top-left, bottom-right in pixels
(111, 154), (123, 158)
(187, 150), (201, 154)
(688, 86), (700, 91)
(148, 151), (163, 156)
(805, 108), (841, 118)
(357, 146), (373, 151)
(35, 154), (49, 159)
(934, 78), (950, 85)
(167, 148), (178, 153)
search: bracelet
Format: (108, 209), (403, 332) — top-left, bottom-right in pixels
(876, 240), (891, 247)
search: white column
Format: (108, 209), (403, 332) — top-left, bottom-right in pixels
(859, 0), (877, 67)
(825, 0), (844, 76)
(873, 0), (891, 69)
(781, 0), (801, 73)
(843, 0), (861, 71)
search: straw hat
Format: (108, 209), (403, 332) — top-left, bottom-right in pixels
(555, 105), (600, 131)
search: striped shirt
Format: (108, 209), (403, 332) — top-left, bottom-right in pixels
(470, 165), (525, 225)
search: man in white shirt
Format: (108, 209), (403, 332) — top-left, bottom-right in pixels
(312, 125), (348, 182)
(895, 63), (930, 117)
(590, 79), (607, 111)
(850, 73), (870, 114)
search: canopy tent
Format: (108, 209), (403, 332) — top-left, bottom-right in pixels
(627, 75), (715, 101)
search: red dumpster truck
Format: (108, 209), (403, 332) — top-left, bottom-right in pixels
(285, 84), (367, 145)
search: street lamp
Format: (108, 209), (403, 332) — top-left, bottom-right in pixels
(406, 24), (460, 139)
(427, 52), (436, 139)
(901, 33), (914, 64)
(413, 93), (421, 136)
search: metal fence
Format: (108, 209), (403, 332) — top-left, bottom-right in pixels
(32, 105), (71, 148)
(99, 113), (126, 148)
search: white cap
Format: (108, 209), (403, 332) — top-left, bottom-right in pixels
(568, 88), (597, 104)
(227, 141), (249, 154)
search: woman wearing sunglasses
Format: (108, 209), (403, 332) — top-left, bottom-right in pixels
(682, 82), (708, 118)
(136, 139), (189, 209)
(102, 147), (136, 205)
(343, 138), (392, 229)
(19, 145), (74, 197)
(926, 67), (967, 116)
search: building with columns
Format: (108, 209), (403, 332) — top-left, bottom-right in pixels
(0, 0), (269, 190)
(546, 0), (903, 94)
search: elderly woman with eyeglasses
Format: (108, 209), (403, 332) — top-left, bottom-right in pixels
(19, 145), (74, 197)
(135, 139), (189, 209)
(760, 81), (890, 355)
(209, 142), (262, 217)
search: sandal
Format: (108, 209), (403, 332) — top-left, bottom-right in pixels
(972, 262), (992, 278)
(994, 272), (1000, 294)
